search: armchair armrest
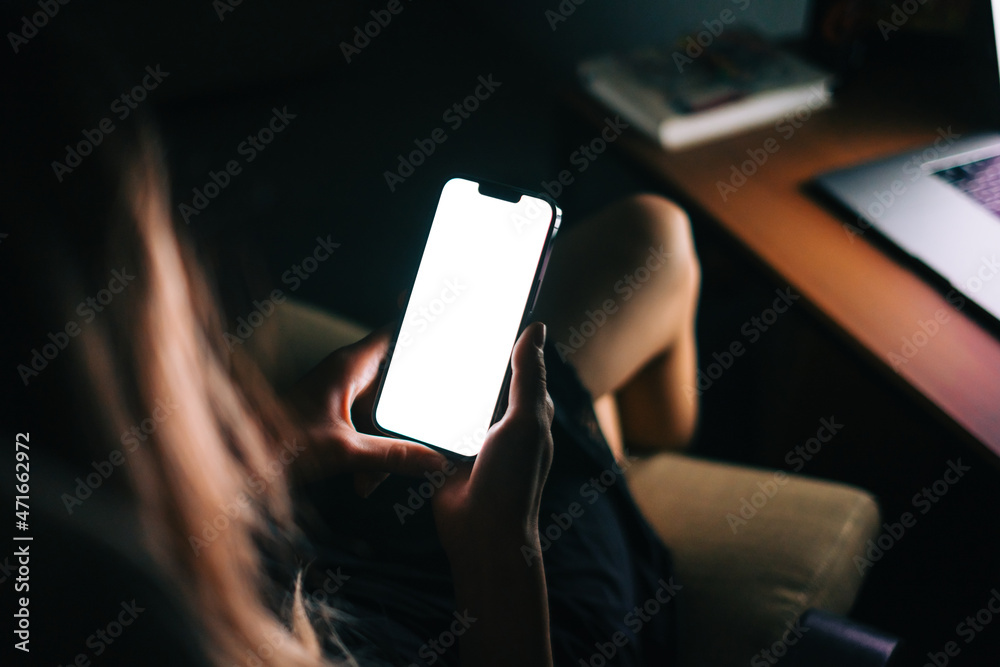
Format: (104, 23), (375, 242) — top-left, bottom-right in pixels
(786, 608), (902, 667)
(626, 452), (881, 667)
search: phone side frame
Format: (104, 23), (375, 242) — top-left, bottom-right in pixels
(489, 197), (562, 429)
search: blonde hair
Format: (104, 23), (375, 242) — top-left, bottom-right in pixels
(78, 133), (350, 667)
(1, 13), (383, 665)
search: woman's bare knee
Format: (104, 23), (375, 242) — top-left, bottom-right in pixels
(623, 193), (701, 310)
(534, 193), (700, 397)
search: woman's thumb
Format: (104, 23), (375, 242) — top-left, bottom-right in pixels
(506, 322), (550, 420)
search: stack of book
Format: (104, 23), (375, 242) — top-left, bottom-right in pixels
(578, 29), (833, 151)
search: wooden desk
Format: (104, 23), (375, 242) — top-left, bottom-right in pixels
(571, 73), (1000, 461)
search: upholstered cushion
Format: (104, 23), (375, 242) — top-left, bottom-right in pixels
(625, 453), (881, 667)
(245, 299), (370, 390)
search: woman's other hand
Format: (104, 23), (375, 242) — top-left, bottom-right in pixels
(431, 322), (554, 559)
(289, 326), (447, 494)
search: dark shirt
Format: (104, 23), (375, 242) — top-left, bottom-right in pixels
(294, 342), (679, 666)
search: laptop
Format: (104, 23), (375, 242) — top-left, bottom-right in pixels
(815, 0), (1000, 324)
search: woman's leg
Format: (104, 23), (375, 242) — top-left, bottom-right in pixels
(533, 194), (701, 458)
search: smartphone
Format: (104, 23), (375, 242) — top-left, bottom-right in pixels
(372, 177), (561, 459)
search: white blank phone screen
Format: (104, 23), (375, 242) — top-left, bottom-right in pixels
(374, 178), (554, 457)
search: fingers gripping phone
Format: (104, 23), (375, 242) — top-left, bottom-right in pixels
(372, 177), (561, 459)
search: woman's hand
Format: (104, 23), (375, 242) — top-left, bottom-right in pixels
(288, 327), (448, 493)
(431, 322), (554, 556)
(430, 322), (555, 667)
